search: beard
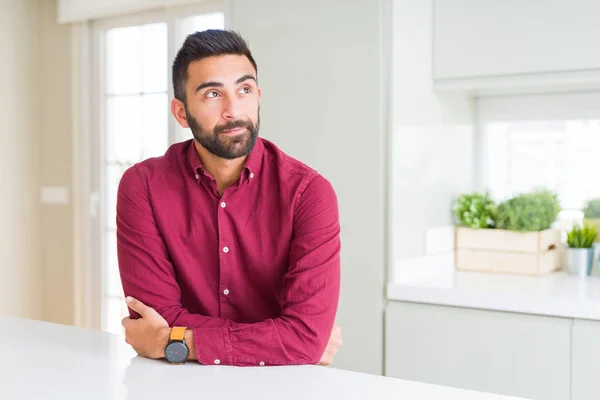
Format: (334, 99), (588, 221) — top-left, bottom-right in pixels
(186, 107), (260, 160)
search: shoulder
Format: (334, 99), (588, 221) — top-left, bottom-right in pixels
(135, 140), (189, 176)
(122, 140), (189, 179)
(261, 138), (323, 182)
(118, 140), (189, 194)
(260, 138), (338, 211)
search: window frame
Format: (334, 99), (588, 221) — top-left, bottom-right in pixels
(77, 1), (225, 331)
(475, 91), (600, 226)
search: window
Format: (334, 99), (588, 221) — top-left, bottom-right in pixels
(93, 7), (225, 335)
(478, 92), (600, 230)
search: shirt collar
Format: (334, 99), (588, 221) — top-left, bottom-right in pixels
(242, 137), (264, 180)
(187, 139), (204, 177)
(187, 138), (264, 181)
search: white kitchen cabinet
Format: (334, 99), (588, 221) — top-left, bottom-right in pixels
(385, 301), (572, 400)
(433, 0), (600, 89)
(571, 319), (600, 400)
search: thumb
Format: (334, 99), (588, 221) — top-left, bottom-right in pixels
(126, 296), (164, 324)
(126, 296), (150, 318)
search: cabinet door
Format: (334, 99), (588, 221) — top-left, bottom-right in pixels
(433, 0), (600, 80)
(385, 301), (571, 400)
(572, 319), (600, 400)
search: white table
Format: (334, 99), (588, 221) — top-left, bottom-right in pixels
(0, 316), (527, 399)
(388, 253), (600, 320)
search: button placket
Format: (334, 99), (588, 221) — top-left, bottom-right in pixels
(218, 194), (232, 314)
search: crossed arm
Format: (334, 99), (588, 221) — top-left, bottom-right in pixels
(116, 166), (342, 366)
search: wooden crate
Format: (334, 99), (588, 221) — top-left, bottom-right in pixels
(455, 227), (563, 276)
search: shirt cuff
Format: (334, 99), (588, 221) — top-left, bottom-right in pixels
(192, 327), (232, 365)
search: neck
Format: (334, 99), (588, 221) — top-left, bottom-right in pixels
(194, 141), (246, 195)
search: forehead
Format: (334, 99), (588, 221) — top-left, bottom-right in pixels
(186, 55), (256, 87)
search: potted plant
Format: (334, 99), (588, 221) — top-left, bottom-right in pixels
(565, 223), (597, 277)
(453, 189), (563, 275)
(583, 198), (600, 242)
(453, 191), (497, 229)
(495, 189), (561, 232)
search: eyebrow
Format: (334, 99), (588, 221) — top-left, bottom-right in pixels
(195, 74), (257, 93)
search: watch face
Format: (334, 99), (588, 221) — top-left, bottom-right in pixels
(165, 341), (189, 363)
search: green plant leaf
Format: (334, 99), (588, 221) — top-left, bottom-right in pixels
(584, 198), (600, 218)
(495, 188), (560, 232)
(452, 192), (497, 229)
(567, 222), (597, 248)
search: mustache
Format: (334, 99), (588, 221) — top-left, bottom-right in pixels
(214, 120), (252, 135)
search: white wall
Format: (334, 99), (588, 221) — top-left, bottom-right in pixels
(0, 0), (42, 319)
(228, 0), (388, 375)
(38, 0), (75, 326)
(1, 0), (390, 374)
(390, 0), (475, 266)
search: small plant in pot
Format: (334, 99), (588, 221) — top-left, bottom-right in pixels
(565, 223), (597, 277)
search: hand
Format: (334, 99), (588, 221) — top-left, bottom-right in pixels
(121, 296), (170, 359)
(318, 324), (342, 366)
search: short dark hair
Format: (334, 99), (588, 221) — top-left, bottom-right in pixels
(172, 29), (257, 104)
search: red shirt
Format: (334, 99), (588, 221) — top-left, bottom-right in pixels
(116, 138), (341, 366)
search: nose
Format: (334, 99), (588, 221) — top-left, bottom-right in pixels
(222, 94), (244, 120)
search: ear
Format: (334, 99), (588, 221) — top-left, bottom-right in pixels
(171, 98), (190, 129)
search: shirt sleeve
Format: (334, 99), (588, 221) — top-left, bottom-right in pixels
(116, 165), (341, 367)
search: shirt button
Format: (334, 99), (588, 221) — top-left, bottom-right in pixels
(221, 201), (226, 208)
(223, 246), (229, 253)
(250, 173), (255, 179)
(194, 174), (199, 179)
(259, 361), (265, 366)
(214, 359), (221, 365)
(223, 289), (230, 295)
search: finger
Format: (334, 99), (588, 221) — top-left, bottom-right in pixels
(332, 336), (343, 347)
(320, 354), (332, 366)
(326, 344), (338, 356)
(121, 317), (131, 329)
(330, 325), (341, 339)
(126, 296), (149, 317)
(126, 296), (166, 324)
(333, 327), (342, 345)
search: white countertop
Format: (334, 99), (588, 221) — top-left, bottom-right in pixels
(387, 253), (600, 320)
(0, 315), (526, 400)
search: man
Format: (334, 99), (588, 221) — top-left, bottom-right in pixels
(117, 29), (342, 367)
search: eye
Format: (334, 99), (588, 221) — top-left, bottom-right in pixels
(239, 86), (251, 94)
(205, 90), (220, 99)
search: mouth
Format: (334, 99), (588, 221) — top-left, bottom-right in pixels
(221, 127), (247, 135)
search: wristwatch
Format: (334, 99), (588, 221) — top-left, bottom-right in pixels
(164, 326), (189, 364)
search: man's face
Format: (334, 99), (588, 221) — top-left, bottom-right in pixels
(180, 55), (260, 160)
